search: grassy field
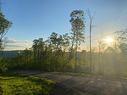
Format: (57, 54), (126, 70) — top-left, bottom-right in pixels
(0, 74), (55, 95)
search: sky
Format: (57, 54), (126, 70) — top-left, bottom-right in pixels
(1, 0), (127, 50)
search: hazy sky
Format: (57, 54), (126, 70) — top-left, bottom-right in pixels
(1, 0), (127, 50)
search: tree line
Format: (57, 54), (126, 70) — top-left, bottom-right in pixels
(0, 9), (127, 76)
(0, 10), (86, 72)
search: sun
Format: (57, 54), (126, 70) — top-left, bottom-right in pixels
(103, 36), (114, 45)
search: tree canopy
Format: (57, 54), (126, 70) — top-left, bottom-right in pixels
(0, 12), (12, 49)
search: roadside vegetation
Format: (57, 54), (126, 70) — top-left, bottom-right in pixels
(0, 74), (54, 95)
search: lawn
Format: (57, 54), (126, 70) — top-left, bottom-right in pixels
(0, 74), (55, 95)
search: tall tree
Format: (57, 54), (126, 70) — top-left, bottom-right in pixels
(97, 40), (106, 74)
(62, 33), (70, 51)
(70, 10), (85, 71)
(32, 38), (45, 64)
(87, 10), (94, 73)
(32, 39), (39, 64)
(0, 12), (12, 50)
(115, 29), (127, 55)
(49, 32), (64, 51)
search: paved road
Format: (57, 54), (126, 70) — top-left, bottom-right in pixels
(16, 71), (127, 95)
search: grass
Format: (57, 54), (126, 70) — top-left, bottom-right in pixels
(0, 74), (55, 95)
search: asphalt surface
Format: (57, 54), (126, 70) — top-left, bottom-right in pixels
(16, 71), (127, 95)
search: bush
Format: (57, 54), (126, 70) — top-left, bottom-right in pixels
(0, 58), (8, 73)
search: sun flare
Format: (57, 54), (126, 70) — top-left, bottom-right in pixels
(103, 36), (114, 45)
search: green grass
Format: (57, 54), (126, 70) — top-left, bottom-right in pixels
(0, 74), (55, 95)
